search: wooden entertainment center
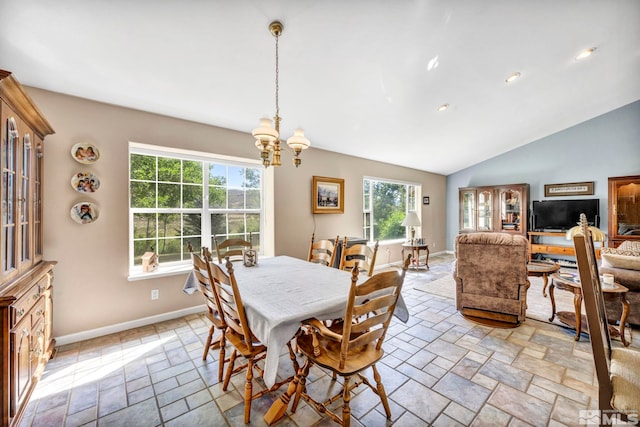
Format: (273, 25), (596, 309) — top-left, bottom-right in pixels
(528, 231), (601, 264)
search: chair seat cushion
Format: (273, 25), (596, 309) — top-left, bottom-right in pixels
(610, 348), (640, 411)
(601, 244), (640, 271)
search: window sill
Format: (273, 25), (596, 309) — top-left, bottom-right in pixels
(128, 264), (191, 282)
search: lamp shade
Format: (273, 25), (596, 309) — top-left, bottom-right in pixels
(565, 225), (606, 242)
(252, 117), (279, 146)
(286, 128), (310, 151)
(401, 212), (421, 227)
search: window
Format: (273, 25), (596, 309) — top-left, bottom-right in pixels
(129, 143), (271, 273)
(363, 178), (420, 242)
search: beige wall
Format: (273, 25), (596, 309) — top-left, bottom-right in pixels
(27, 87), (446, 339)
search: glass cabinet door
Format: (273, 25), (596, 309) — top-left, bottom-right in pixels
(19, 134), (31, 267)
(609, 176), (640, 246)
(2, 117), (18, 277)
(34, 141), (43, 260)
(460, 190), (475, 230)
(477, 190), (493, 231)
(499, 189), (521, 232)
(615, 183), (640, 234)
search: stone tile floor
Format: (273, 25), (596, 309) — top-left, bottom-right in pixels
(19, 253), (639, 426)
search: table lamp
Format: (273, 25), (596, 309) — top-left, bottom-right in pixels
(401, 212), (421, 243)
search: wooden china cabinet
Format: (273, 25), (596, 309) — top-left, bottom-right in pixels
(0, 70), (55, 427)
(459, 183), (529, 236)
(608, 175), (640, 248)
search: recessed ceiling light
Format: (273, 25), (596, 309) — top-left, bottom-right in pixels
(505, 72), (521, 84)
(575, 47), (597, 60)
(437, 104), (449, 112)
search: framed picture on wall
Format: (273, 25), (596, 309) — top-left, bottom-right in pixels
(544, 181), (594, 197)
(312, 176), (344, 214)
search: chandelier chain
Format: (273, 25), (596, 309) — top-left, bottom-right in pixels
(274, 31), (280, 123)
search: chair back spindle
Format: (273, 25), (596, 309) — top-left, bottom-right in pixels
(213, 233), (253, 263)
(308, 233), (339, 267)
(339, 237), (379, 276)
(573, 214), (614, 410)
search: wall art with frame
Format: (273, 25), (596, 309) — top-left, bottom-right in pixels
(544, 181), (594, 197)
(312, 176), (344, 214)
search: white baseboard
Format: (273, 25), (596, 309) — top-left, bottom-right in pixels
(54, 304), (206, 346)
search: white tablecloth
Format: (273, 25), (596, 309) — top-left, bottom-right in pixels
(183, 255), (409, 387)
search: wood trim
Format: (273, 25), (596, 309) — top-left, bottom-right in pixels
(0, 71), (54, 139)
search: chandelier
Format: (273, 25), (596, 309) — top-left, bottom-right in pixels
(252, 21), (310, 168)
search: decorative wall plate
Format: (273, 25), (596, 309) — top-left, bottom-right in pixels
(70, 202), (99, 224)
(71, 172), (101, 193)
(71, 143), (100, 164)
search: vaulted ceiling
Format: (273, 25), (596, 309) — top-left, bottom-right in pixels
(1, 0), (639, 174)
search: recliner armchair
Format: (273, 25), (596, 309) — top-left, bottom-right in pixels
(453, 232), (530, 325)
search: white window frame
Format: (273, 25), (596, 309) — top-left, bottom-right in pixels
(128, 142), (274, 279)
(363, 176), (421, 243)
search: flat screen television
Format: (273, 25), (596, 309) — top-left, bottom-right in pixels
(531, 199), (600, 231)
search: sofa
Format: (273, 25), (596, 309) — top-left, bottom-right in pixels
(599, 240), (640, 326)
(453, 232), (530, 325)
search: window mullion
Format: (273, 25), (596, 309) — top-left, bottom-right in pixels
(202, 162), (211, 250)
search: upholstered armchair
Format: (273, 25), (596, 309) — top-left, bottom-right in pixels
(453, 232), (530, 325)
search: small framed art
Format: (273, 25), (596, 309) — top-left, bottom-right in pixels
(312, 176), (344, 214)
(544, 181), (594, 197)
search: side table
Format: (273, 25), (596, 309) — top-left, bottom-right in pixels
(549, 272), (630, 346)
(401, 242), (429, 271)
(527, 261), (561, 297)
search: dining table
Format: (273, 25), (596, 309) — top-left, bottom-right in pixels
(183, 255), (409, 388)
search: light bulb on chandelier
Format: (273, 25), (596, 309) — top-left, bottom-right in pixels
(251, 21), (310, 168)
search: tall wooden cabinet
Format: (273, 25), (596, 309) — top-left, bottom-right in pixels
(459, 183), (529, 236)
(0, 70), (55, 427)
(608, 175), (640, 248)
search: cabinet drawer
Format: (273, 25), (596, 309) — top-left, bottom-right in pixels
(530, 244), (575, 256)
(545, 246), (575, 256)
(30, 297), (45, 327)
(10, 277), (47, 328)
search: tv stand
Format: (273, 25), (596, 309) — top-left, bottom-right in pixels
(528, 231), (601, 262)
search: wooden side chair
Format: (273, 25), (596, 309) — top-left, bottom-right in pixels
(214, 257), (298, 424)
(339, 237), (379, 277)
(190, 249), (227, 382)
(573, 214), (640, 423)
(284, 255), (411, 426)
(307, 233), (339, 267)
(213, 233), (252, 263)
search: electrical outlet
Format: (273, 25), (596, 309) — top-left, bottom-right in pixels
(151, 289), (159, 300)
(432, 242), (436, 249)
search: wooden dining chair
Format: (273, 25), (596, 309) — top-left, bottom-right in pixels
(190, 249), (228, 382)
(573, 214), (640, 424)
(339, 237), (379, 277)
(307, 233), (339, 267)
(214, 257), (297, 424)
(286, 255), (411, 426)
(213, 233), (252, 263)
